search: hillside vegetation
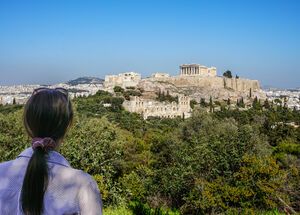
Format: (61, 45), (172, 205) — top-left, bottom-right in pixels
(0, 90), (299, 214)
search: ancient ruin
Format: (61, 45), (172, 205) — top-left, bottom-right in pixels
(123, 95), (191, 119)
(104, 72), (141, 89)
(180, 64), (217, 77)
(103, 64), (266, 119)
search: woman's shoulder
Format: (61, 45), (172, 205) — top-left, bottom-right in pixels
(47, 150), (96, 187)
(48, 165), (100, 204)
(70, 168), (96, 186)
(0, 158), (28, 176)
(0, 159), (28, 191)
(50, 164), (97, 188)
(0, 160), (13, 176)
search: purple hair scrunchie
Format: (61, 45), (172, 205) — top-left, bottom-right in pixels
(32, 137), (57, 151)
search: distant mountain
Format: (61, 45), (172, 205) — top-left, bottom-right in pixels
(66, 77), (104, 85)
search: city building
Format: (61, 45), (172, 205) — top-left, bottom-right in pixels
(265, 89), (300, 110)
(0, 83), (103, 105)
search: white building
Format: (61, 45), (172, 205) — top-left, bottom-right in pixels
(104, 72), (141, 89)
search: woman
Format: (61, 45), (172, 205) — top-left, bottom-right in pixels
(0, 88), (102, 215)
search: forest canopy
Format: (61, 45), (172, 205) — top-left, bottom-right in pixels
(0, 91), (299, 214)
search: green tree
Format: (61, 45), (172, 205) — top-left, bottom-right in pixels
(274, 98), (282, 106)
(223, 70), (232, 78)
(0, 109), (29, 162)
(227, 98), (231, 106)
(209, 96), (214, 112)
(252, 96), (262, 110)
(264, 99), (271, 109)
(190, 99), (197, 109)
(200, 98), (206, 107)
(237, 97), (245, 108)
(113, 86), (125, 93)
(61, 116), (145, 205)
(1, 92), (300, 214)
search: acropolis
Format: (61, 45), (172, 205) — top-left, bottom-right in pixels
(103, 63), (265, 119)
(180, 64), (217, 77)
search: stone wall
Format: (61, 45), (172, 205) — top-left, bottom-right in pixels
(141, 75), (265, 103)
(149, 76), (260, 92)
(123, 96), (191, 119)
(104, 72), (141, 89)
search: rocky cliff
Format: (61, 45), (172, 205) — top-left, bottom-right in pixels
(137, 76), (266, 103)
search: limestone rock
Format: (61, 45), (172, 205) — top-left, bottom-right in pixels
(137, 76), (266, 103)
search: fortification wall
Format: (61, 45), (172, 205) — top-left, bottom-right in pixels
(149, 76), (260, 92)
(223, 78), (260, 91)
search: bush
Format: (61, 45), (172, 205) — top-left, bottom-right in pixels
(1, 93), (299, 214)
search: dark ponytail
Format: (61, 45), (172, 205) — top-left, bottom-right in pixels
(21, 89), (73, 215)
(21, 148), (48, 215)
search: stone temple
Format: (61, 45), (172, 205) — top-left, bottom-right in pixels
(180, 64), (217, 77)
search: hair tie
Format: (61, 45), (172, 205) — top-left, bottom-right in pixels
(32, 137), (57, 151)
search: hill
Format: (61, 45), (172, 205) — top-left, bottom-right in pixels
(66, 77), (104, 85)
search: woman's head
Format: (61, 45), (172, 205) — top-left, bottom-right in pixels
(22, 88), (73, 215)
(23, 88), (73, 143)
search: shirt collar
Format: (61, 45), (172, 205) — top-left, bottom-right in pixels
(17, 147), (71, 168)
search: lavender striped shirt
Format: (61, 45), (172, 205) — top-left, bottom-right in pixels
(0, 148), (102, 215)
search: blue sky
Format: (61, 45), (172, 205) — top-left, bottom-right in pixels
(0, 0), (299, 88)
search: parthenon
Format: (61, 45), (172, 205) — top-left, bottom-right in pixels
(180, 64), (217, 77)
